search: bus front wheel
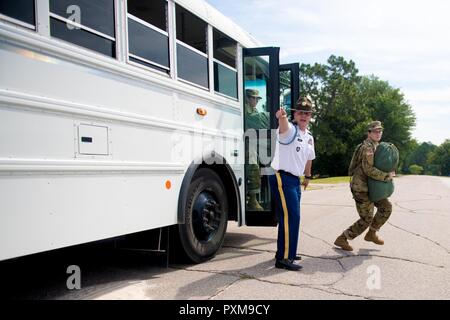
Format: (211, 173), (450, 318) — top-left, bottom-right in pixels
(177, 168), (228, 263)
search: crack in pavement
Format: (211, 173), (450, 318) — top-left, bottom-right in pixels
(208, 278), (241, 300)
(218, 245), (442, 299)
(387, 222), (450, 255)
(396, 194), (442, 202)
(394, 201), (450, 217)
(301, 231), (352, 256)
(338, 253), (445, 268)
(393, 208), (450, 219)
(308, 184), (347, 189)
(306, 229), (444, 264)
(299, 232), (434, 271)
(207, 178), (447, 300)
(302, 203), (354, 208)
(223, 244), (346, 262)
(393, 194), (450, 218)
(323, 286), (391, 299)
(220, 244), (352, 293)
(223, 239), (446, 269)
(173, 266), (375, 300)
(336, 259), (347, 273)
(247, 277), (377, 300)
(168, 266), (242, 299)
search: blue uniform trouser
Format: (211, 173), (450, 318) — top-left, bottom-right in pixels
(269, 172), (301, 261)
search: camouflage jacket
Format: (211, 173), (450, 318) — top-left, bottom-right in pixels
(349, 138), (391, 193)
(245, 108), (269, 130)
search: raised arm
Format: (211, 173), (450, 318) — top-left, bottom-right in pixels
(276, 107), (290, 134)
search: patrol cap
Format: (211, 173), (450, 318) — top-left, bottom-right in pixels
(245, 89), (262, 99)
(367, 120), (383, 132)
(293, 96), (313, 113)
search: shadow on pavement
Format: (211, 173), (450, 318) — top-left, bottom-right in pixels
(0, 230), (383, 300)
(0, 240), (173, 300)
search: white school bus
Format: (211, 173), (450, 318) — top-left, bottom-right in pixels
(0, 0), (301, 263)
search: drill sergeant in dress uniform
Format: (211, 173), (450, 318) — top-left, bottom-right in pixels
(270, 97), (315, 271)
(334, 121), (395, 251)
(244, 89), (270, 211)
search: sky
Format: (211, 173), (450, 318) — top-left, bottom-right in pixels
(206, 0), (450, 145)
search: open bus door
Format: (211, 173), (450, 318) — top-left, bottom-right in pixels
(279, 63), (300, 120)
(243, 47), (300, 226)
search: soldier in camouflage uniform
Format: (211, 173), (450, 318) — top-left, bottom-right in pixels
(334, 121), (395, 251)
(245, 89), (269, 210)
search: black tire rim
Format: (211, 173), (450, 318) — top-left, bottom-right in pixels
(192, 190), (222, 243)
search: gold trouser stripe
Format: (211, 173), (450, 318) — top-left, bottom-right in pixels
(276, 172), (289, 259)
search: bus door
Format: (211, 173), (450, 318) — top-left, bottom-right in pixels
(243, 47), (279, 226)
(243, 47), (300, 227)
(279, 63), (300, 120)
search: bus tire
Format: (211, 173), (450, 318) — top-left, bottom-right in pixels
(177, 168), (228, 263)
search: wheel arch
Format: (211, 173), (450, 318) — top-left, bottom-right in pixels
(177, 154), (241, 225)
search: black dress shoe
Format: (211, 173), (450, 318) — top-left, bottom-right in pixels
(275, 259), (303, 271)
(275, 255), (302, 260)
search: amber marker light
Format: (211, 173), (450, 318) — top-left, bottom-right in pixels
(196, 108), (207, 116)
(165, 180), (172, 190)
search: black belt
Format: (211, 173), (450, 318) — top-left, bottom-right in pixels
(277, 170), (299, 178)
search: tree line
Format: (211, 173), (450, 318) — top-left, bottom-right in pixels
(402, 140), (450, 176)
(300, 55), (449, 177)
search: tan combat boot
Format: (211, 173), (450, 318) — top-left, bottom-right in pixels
(247, 194), (263, 211)
(334, 234), (353, 251)
(364, 229), (384, 245)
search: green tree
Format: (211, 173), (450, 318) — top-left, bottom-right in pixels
(300, 55), (416, 176)
(409, 164), (424, 175)
(358, 76), (416, 171)
(428, 140), (450, 176)
(425, 164), (441, 176)
(403, 142), (437, 174)
(300, 56), (367, 176)
(401, 139), (419, 173)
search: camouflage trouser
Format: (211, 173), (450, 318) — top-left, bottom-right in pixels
(246, 164), (261, 194)
(344, 191), (392, 240)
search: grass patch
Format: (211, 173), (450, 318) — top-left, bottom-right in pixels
(309, 176), (350, 184)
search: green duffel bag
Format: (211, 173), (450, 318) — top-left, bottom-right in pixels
(368, 142), (399, 202)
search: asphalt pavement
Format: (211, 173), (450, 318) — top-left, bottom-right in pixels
(2, 175), (449, 300)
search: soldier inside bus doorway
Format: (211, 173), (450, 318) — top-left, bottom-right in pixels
(244, 89), (269, 211)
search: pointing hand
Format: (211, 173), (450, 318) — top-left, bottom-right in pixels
(276, 107), (287, 119)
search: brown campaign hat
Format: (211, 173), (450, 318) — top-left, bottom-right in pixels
(293, 96), (313, 113)
(367, 120), (383, 131)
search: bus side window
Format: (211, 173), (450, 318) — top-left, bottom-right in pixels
(213, 29), (238, 99)
(49, 0), (116, 58)
(127, 0), (170, 74)
(0, 0), (36, 29)
(175, 4), (209, 89)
